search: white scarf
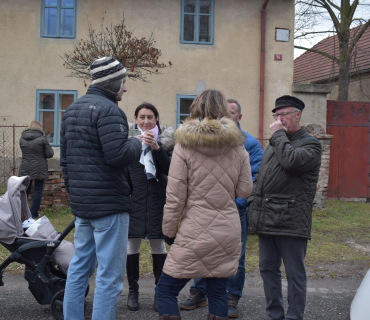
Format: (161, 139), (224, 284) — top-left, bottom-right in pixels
(138, 125), (158, 180)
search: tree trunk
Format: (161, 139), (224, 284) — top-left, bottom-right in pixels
(338, 59), (350, 101)
(337, 36), (351, 102)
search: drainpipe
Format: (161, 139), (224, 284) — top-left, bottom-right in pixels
(259, 0), (270, 146)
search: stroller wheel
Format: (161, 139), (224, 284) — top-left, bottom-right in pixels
(50, 287), (89, 320)
(50, 289), (64, 320)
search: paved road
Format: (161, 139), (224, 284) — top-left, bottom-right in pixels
(0, 274), (361, 320)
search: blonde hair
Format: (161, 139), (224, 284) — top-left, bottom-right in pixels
(189, 90), (230, 120)
(28, 121), (42, 130)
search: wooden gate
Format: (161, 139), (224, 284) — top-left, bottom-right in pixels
(327, 101), (370, 200)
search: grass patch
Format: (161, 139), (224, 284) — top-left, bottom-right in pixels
(1, 199), (369, 278)
(305, 200), (370, 278)
(244, 200), (370, 277)
(0, 185), (7, 195)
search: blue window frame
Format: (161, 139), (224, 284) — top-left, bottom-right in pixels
(36, 90), (77, 146)
(180, 0), (214, 45)
(177, 95), (196, 126)
(41, 0), (76, 38)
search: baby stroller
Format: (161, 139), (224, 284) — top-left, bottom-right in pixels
(0, 176), (82, 320)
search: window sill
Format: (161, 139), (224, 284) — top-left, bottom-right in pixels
(180, 41), (214, 45)
(40, 35), (76, 39)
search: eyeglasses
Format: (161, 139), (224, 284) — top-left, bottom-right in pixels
(272, 110), (298, 120)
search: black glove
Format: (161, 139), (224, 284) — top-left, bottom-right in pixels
(164, 236), (175, 246)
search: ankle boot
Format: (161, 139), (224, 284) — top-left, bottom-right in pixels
(157, 315), (182, 320)
(152, 253), (167, 312)
(207, 313), (228, 320)
(126, 253), (140, 311)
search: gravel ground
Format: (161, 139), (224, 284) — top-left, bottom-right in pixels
(0, 273), (362, 320)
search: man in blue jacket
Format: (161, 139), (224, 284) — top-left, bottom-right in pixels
(60, 57), (142, 320)
(179, 99), (264, 318)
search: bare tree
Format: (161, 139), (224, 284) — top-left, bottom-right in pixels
(294, 0), (370, 101)
(61, 15), (171, 84)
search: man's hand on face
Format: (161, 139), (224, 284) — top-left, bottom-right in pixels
(270, 120), (286, 135)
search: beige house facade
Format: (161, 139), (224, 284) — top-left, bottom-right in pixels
(0, 0), (295, 150)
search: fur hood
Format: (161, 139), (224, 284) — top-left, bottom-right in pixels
(158, 126), (175, 152)
(21, 128), (44, 140)
(128, 122), (175, 152)
(175, 118), (245, 152)
(22, 128), (44, 135)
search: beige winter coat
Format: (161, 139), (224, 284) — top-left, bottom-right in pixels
(162, 117), (253, 279)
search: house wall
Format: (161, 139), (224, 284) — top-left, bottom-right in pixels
(293, 83), (332, 130)
(0, 0), (294, 143)
(327, 74), (370, 102)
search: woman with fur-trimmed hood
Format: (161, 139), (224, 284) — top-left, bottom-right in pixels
(156, 90), (253, 320)
(19, 121), (54, 218)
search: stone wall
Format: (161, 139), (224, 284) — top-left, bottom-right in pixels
(29, 158), (70, 209)
(304, 124), (333, 210)
(42, 170), (69, 208)
(293, 83), (332, 130)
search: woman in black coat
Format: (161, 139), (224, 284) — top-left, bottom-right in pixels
(127, 103), (174, 312)
(19, 121), (54, 218)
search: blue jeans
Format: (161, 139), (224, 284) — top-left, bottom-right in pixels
(157, 272), (229, 317)
(191, 208), (248, 300)
(26, 179), (44, 218)
(63, 213), (129, 320)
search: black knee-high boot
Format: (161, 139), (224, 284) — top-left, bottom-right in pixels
(152, 253), (167, 312)
(126, 253), (140, 311)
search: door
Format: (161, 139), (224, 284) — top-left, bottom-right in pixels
(327, 101), (370, 199)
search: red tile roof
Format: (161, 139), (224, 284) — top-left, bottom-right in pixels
(294, 26), (370, 83)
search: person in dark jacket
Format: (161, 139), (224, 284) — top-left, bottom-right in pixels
(126, 102), (174, 312)
(60, 57), (142, 320)
(179, 99), (264, 318)
(248, 95), (322, 320)
(19, 120), (54, 218)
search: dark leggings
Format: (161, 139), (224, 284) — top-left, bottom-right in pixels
(26, 179), (44, 218)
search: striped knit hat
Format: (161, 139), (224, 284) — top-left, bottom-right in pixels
(88, 57), (127, 88)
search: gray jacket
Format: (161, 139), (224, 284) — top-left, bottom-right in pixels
(248, 127), (322, 239)
(19, 129), (54, 180)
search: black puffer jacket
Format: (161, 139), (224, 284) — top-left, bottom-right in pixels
(248, 127), (321, 239)
(19, 129), (54, 180)
(129, 127), (174, 239)
(60, 85), (142, 219)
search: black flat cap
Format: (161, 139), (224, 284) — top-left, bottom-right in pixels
(272, 95), (305, 113)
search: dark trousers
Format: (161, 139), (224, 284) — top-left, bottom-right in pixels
(26, 179), (44, 218)
(156, 272), (229, 317)
(259, 234), (308, 320)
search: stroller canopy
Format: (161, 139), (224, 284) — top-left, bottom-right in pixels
(0, 176), (31, 244)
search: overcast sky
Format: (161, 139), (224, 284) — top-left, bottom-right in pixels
(293, 1), (370, 59)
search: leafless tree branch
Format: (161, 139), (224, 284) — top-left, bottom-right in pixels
(60, 14), (172, 83)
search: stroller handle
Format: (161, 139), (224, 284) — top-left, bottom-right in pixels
(57, 219), (75, 241)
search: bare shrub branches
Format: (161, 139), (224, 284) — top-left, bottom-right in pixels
(61, 15), (171, 83)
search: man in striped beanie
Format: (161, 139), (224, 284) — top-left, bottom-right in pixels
(61, 57), (142, 320)
(88, 56), (128, 101)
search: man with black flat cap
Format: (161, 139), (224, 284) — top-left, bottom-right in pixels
(248, 95), (322, 320)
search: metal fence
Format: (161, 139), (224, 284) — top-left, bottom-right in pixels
(0, 125), (28, 186)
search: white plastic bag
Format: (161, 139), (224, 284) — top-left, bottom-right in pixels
(25, 216), (58, 238)
(24, 215), (75, 274)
